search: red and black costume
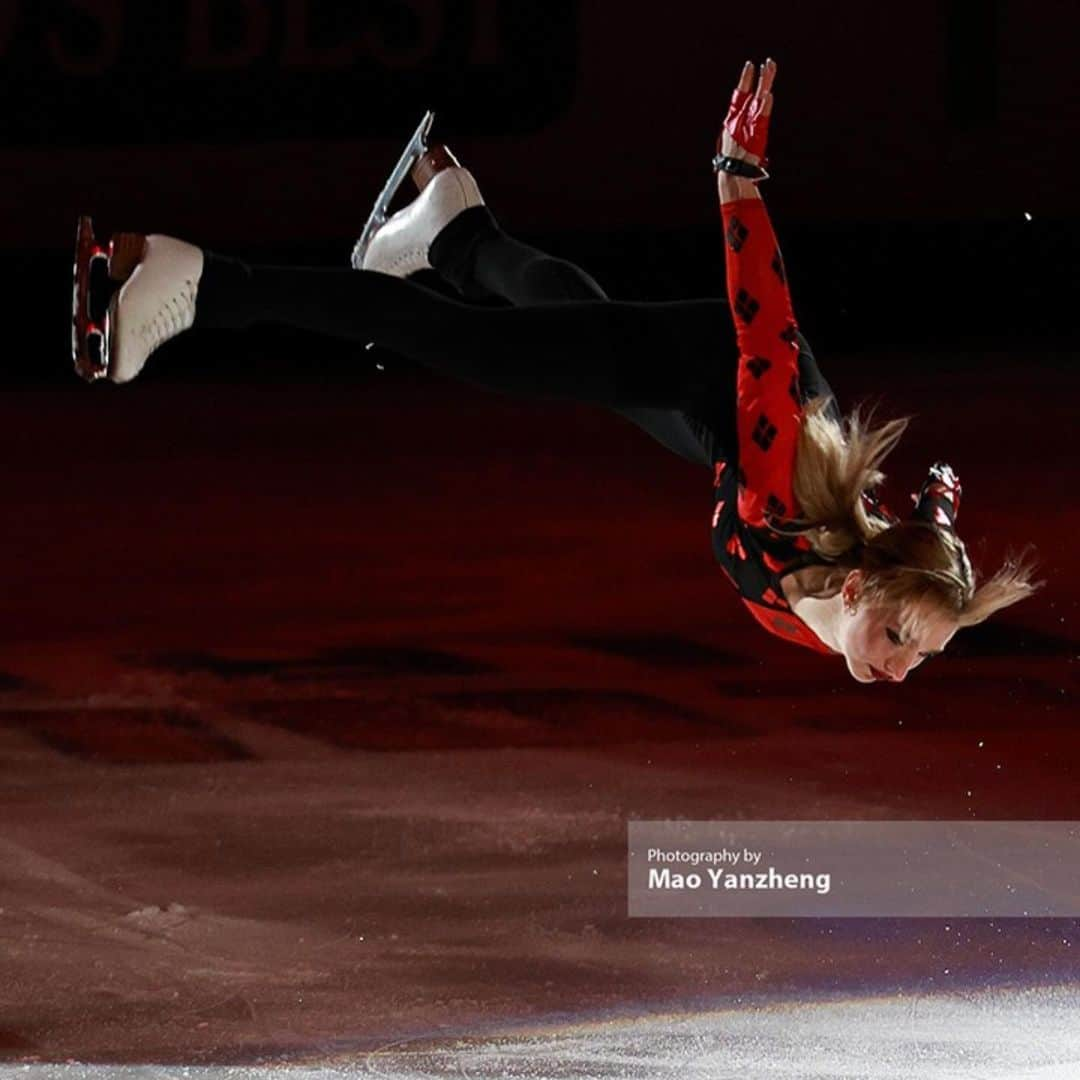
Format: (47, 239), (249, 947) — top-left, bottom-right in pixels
(708, 197), (965, 652)
(712, 197), (840, 653)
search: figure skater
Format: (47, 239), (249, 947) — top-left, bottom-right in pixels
(70, 59), (1039, 683)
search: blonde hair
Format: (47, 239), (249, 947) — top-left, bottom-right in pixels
(788, 397), (1041, 625)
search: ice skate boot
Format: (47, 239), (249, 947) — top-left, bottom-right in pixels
(351, 110), (435, 270)
(351, 113), (485, 277)
(71, 217), (203, 384)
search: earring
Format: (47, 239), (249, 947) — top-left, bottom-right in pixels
(843, 595), (858, 616)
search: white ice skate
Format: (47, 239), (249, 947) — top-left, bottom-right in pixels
(72, 218), (203, 384)
(351, 112), (485, 278)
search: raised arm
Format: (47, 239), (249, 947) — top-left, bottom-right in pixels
(717, 59), (803, 528)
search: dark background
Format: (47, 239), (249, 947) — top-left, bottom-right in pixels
(4, 0), (1080, 365)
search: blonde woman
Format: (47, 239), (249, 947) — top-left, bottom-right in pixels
(71, 59), (1038, 683)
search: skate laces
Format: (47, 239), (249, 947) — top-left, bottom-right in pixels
(140, 278), (197, 351)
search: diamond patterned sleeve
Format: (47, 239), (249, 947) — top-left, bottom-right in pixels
(721, 197), (803, 528)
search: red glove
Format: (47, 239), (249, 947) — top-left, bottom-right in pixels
(718, 59), (774, 167)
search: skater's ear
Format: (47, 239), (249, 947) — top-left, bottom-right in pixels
(841, 569), (865, 607)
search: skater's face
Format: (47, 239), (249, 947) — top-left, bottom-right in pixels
(838, 576), (959, 684)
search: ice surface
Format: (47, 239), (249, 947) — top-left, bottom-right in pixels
(1, 379), (1077, 1069)
(4, 985), (1080, 1078)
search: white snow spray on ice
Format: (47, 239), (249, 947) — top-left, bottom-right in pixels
(5, 984), (1080, 1079)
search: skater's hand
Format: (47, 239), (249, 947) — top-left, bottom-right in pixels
(720, 58), (775, 167)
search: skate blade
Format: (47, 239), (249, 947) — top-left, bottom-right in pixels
(71, 216), (110, 382)
(72, 220), (147, 383)
(351, 110), (434, 270)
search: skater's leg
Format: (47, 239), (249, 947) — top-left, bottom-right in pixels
(430, 206), (609, 306)
(426, 209), (717, 465)
(355, 147), (723, 464)
(195, 252), (735, 417)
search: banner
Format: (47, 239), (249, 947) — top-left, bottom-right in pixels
(3, 0), (578, 144)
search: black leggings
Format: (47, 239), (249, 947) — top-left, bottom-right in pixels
(194, 207), (836, 466)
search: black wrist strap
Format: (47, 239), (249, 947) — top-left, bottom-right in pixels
(713, 154), (769, 181)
